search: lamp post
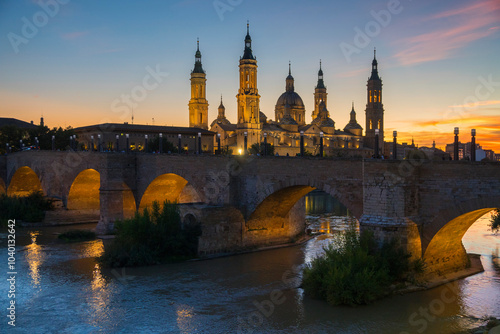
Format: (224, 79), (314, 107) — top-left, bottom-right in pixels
(98, 134), (101, 152)
(300, 131), (304, 157)
(198, 132), (202, 155)
(73, 135), (77, 151)
(244, 132), (248, 155)
(115, 134), (120, 152)
(126, 134), (129, 154)
(145, 134), (148, 153)
(35, 137), (39, 149)
(159, 133), (163, 154)
(217, 133), (221, 154)
(263, 133), (267, 156)
(374, 128), (380, 158)
(91, 135), (94, 152)
(471, 129), (476, 162)
(52, 135), (55, 151)
(178, 134), (182, 154)
(319, 132), (324, 157)
(393, 131), (397, 160)
(6, 143), (9, 154)
(454, 127), (459, 160)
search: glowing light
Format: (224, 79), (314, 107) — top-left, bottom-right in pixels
(238, 148), (243, 155)
(25, 231), (43, 286)
(7, 166), (43, 196)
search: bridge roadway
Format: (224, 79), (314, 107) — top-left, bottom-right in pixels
(1, 151), (499, 276)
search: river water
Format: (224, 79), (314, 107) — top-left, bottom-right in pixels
(1, 197), (499, 333)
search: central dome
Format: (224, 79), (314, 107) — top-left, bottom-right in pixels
(276, 91), (305, 109)
(275, 64), (306, 125)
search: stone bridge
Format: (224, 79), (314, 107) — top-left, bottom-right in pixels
(1, 151), (499, 276)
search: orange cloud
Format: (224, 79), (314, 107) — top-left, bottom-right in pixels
(449, 100), (500, 108)
(393, 0), (500, 65)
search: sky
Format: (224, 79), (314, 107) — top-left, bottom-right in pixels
(0, 0), (499, 152)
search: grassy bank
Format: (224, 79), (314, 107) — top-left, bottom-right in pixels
(58, 229), (96, 243)
(0, 192), (53, 227)
(99, 201), (201, 267)
(302, 224), (424, 306)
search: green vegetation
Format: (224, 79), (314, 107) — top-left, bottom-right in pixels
(302, 224), (423, 306)
(0, 192), (53, 226)
(58, 229), (97, 242)
(0, 124), (78, 153)
(148, 136), (178, 153)
(490, 209), (500, 233)
(99, 201), (201, 267)
(249, 142), (274, 156)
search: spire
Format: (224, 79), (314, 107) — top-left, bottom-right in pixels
(218, 95), (225, 118)
(350, 101), (356, 121)
(316, 60), (326, 89)
(242, 21), (254, 60)
(370, 47), (380, 80)
(286, 62), (294, 92)
(193, 38), (204, 74)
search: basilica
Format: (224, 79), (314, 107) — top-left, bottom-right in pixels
(189, 24), (384, 157)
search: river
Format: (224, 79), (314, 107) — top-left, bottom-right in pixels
(1, 193), (499, 333)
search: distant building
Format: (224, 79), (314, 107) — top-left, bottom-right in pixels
(73, 123), (214, 153)
(0, 117), (39, 129)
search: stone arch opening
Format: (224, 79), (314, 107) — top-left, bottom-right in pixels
(423, 207), (497, 276)
(183, 213), (197, 228)
(139, 173), (201, 210)
(67, 169), (136, 219)
(7, 166), (43, 196)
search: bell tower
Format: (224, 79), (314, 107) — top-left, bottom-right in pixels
(236, 22), (261, 151)
(365, 49), (384, 151)
(313, 60), (328, 121)
(189, 39), (209, 129)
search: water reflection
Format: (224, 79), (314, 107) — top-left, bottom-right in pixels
(176, 304), (196, 333)
(25, 231), (43, 286)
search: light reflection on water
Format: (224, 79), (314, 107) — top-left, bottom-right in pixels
(1, 213), (499, 333)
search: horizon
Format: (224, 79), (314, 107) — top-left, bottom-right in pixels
(1, 0), (499, 152)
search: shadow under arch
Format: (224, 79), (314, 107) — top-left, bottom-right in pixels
(423, 208), (496, 275)
(67, 169), (136, 219)
(0, 178), (6, 195)
(139, 173), (201, 210)
(7, 166), (43, 196)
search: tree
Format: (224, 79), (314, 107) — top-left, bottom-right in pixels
(490, 209), (500, 233)
(148, 135), (177, 153)
(249, 142), (274, 156)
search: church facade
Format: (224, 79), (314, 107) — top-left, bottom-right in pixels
(193, 24), (384, 157)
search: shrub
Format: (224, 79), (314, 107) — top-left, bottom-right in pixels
(99, 201), (201, 267)
(0, 191), (53, 226)
(302, 223), (413, 306)
(58, 229), (96, 242)
(490, 209), (500, 233)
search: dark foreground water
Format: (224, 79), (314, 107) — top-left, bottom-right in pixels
(1, 213), (499, 334)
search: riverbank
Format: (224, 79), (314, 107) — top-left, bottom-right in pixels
(397, 253), (484, 294)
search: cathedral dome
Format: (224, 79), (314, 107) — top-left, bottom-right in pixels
(276, 91), (305, 110)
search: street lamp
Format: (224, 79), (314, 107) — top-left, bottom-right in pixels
(159, 133), (163, 154)
(374, 128), (380, 158)
(145, 134), (148, 153)
(97, 134), (101, 152)
(178, 134), (182, 154)
(263, 132), (267, 156)
(91, 135), (94, 152)
(300, 131), (304, 157)
(198, 132), (202, 155)
(126, 134), (129, 153)
(244, 132), (248, 155)
(217, 133), (221, 154)
(319, 132), (324, 157)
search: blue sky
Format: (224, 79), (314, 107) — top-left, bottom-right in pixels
(0, 0), (499, 150)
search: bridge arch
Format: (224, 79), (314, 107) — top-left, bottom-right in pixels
(7, 166), (43, 197)
(422, 197), (500, 275)
(139, 173), (201, 210)
(68, 169), (136, 219)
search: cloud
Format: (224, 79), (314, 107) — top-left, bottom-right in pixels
(448, 100), (500, 108)
(393, 0), (500, 65)
(61, 31), (89, 40)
